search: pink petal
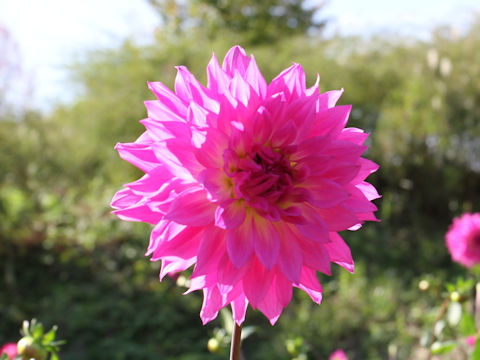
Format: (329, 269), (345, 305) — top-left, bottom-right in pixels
(198, 168), (233, 202)
(115, 142), (158, 172)
(194, 226), (226, 276)
(187, 101), (210, 128)
(207, 53), (231, 94)
(339, 127), (369, 145)
(217, 252), (249, 294)
(160, 257), (196, 280)
(311, 105), (351, 138)
(226, 213), (255, 268)
(174, 66), (219, 113)
(230, 71), (253, 107)
(111, 187), (142, 209)
(325, 233), (354, 273)
(200, 286), (223, 324)
(305, 74), (320, 96)
(144, 100), (185, 123)
(286, 95), (317, 139)
(195, 128), (229, 168)
(186, 273), (216, 294)
(271, 121), (297, 148)
(355, 181), (381, 201)
(151, 225), (204, 261)
(269, 63), (306, 99)
(317, 205), (360, 232)
(125, 165), (175, 197)
(352, 158), (380, 184)
(295, 204), (330, 243)
(231, 293), (248, 325)
(148, 81), (187, 116)
(320, 162), (361, 185)
(297, 267), (323, 304)
(252, 216), (280, 270)
(146, 220), (186, 256)
(245, 55), (267, 99)
(344, 197), (378, 213)
(290, 135), (330, 161)
(112, 189), (163, 225)
(257, 277), (284, 325)
(275, 272), (293, 307)
(165, 187), (216, 226)
(222, 45), (251, 77)
(242, 257), (274, 308)
(140, 117), (189, 141)
(299, 177), (349, 208)
(216, 200), (247, 229)
(277, 224), (303, 283)
(248, 106), (273, 145)
(324, 141), (367, 163)
(299, 239), (332, 275)
(152, 139), (203, 181)
(317, 89), (344, 110)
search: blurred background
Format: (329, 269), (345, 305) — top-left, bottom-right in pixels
(1, 0), (480, 359)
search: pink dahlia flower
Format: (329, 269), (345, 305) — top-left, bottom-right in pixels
(466, 335), (477, 347)
(329, 349), (348, 360)
(446, 213), (480, 268)
(111, 46), (380, 325)
(0, 342), (18, 360)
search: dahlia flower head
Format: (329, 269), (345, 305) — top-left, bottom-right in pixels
(111, 46), (380, 325)
(329, 349), (348, 360)
(446, 213), (480, 268)
(0, 343), (18, 360)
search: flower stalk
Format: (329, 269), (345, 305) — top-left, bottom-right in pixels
(230, 322), (242, 360)
(475, 282), (480, 329)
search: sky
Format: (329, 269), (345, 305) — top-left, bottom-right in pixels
(0, 0), (479, 111)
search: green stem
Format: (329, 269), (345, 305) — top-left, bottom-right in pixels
(475, 282), (480, 330)
(230, 321), (242, 360)
(427, 297), (450, 360)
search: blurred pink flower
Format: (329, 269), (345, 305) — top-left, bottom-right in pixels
(0, 342), (18, 360)
(446, 213), (480, 268)
(466, 335), (477, 347)
(329, 349), (348, 360)
(111, 45), (380, 325)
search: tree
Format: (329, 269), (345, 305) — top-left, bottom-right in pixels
(147, 0), (326, 45)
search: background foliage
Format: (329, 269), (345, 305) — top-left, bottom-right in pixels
(1, 1), (480, 359)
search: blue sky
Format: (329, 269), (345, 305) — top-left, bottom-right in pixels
(1, 0), (479, 111)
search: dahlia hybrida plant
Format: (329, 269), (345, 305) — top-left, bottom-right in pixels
(446, 213), (480, 268)
(111, 46), (379, 328)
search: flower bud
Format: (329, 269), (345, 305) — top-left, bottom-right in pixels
(418, 280), (429, 291)
(450, 291), (460, 302)
(207, 338), (220, 353)
(17, 337), (47, 360)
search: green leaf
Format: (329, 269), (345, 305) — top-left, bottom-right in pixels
(219, 308), (234, 336)
(472, 340), (480, 360)
(240, 326), (256, 340)
(446, 283), (456, 293)
(460, 313), (477, 335)
(48, 340), (66, 346)
(32, 323), (44, 340)
(431, 341), (457, 355)
(1, 354), (10, 360)
(43, 326), (57, 343)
